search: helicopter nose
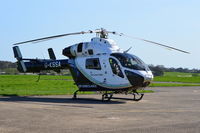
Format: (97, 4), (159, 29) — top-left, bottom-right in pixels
(144, 73), (153, 81)
(125, 70), (144, 87)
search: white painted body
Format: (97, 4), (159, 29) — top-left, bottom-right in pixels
(70, 37), (123, 57)
(75, 55), (131, 89)
(66, 37), (153, 89)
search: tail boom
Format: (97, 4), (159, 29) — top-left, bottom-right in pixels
(13, 46), (69, 73)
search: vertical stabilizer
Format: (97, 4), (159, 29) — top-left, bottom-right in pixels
(13, 46), (27, 72)
(13, 46), (22, 60)
(48, 48), (56, 60)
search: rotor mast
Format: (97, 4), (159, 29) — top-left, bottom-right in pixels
(96, 28), (108, 39)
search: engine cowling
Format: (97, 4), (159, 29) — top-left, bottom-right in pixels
(62, 46), (75, 58)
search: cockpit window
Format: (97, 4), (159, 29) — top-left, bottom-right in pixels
(109, 58), (124, 78)
(111, 53), (149, 71)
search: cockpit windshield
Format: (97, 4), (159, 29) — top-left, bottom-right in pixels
(111, 53), (149, 71)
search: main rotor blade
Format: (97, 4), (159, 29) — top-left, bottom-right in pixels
(13, 30), (96, 45)
(114, 33), (190, 54)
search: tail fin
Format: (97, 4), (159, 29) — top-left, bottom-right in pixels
(13, 46), (22, 60)
(13, 46), (27, 72)
(48, 48), (56, 60)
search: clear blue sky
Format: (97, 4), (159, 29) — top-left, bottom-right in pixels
(0, 0), (199, 69)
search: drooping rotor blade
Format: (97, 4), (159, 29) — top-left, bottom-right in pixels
(113, 32), (190, 54)
(13, 30), (98, 45)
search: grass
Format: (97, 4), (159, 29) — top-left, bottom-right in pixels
(0, 75), (78, 96)
(154, 72), (200, 83)
(1, 72), (200, 96)
(0, 75), (154, 96)
(150, 83), (200, 87)
(137, 90), (154, 93)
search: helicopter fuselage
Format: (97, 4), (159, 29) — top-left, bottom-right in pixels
(63, 37), (153, 91)
(14, 37), (153, 92)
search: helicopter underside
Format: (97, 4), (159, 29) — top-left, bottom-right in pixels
(73, 87), (145, 102)
(69, 65), (146, 101)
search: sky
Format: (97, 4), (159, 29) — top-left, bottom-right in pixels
(0, 0), (200, 69)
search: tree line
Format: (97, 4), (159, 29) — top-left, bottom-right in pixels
(0, 61), (199, 76)
(148, 65), (200, 76)
(0, 61), (16, 69)
(0, 61), (18, 74)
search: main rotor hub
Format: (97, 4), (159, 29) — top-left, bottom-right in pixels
(96, 28), (108, 39)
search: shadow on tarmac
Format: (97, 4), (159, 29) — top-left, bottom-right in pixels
(0, 96), (126, 104)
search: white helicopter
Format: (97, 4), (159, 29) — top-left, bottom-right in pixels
(13, 28), (189, 101)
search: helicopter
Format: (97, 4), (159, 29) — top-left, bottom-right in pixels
(13, 28), (189, 101)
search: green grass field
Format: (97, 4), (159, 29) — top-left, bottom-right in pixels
(0, 72), (200, 96)
(153, 72), (200, 83)
(150, 83), (200, 87)
(0, 75), (154, 96)
(150, 72), (200, 87)
(0, 75), (78, 96)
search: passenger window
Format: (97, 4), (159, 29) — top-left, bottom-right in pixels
(86, 58), (101, 70)
(88, 49), (93, 55)
(109, 58), (124, 78)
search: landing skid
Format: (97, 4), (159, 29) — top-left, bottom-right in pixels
(72, 90), (144, 102)
(102, 91), (144, 102)
(102, 92), (113, 101)
(132, 90), (144, 101)
(73, 90), (79, 99)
